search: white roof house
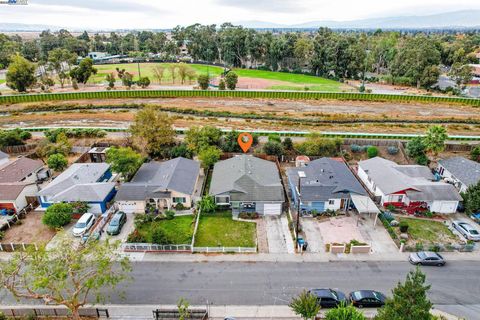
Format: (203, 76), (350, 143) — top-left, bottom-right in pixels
(358, 157), (462, 214)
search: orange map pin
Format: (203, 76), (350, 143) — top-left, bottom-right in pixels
(238, 132), (253, 153)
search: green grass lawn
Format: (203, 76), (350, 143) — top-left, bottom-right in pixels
(90, 63), (224, 84)
(194, 211), (256, 247)
(234, 68), (342, 91)
(136, 215), (194, 244)
(399, 217), (458, 244)
(0, 79), (5, 85)
(88, 62), (342, 91)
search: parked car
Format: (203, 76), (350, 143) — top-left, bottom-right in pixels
(309, 288), (348, 308)
(409, 251), (445, 266)
(452, 221), (480, 241)
(72, 213), (96, 237)
(106, 211), (127, 236)
(349, 290), (386, 308)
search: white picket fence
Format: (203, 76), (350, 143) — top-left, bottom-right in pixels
(192, 246), (257, 253)
(122, 243), (192, 252)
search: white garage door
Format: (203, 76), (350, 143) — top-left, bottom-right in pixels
(264, 203), (282, 215)
(439, 201), (457, 214)
(117, 201), (145, 214)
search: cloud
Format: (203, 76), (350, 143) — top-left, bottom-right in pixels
(215, 0), (306, 13)
(33, 0), (165, 13)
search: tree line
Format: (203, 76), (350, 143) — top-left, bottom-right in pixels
(1, 26), (480, 91)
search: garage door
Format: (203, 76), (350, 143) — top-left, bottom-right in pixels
(264, 203), (282, 215)
(439, 202), (457, 213)
(311, 201), (325, 212)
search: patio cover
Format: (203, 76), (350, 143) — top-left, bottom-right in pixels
(350, 194), (380, 214)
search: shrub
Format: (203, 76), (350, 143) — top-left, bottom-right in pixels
(175, 203), (185, 210)
(127, 230), (146, 243)
(238, 212), (259, 220)
(197, 74), (210, 90)
(387, 146), (399, 155)
(325, 303), (366, 320)
(386, 204), (396, 213)
(367, 146), (378, 158)
(165, 210), (175, 220)
(429, 244), (441, 252)
(399, 220), (409, 233)
(134, 214), (153, 228)
(151, 227), (171, 245)
(350, 144), (363, 153)
(415, 242), (424, 251)
(218, 79), (226, 90)
(42, 203), (73, 228)
(137, 76), (151, 88)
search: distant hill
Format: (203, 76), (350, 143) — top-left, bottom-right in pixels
(0, 23), (62, 31)
(237, 10), (480, 29)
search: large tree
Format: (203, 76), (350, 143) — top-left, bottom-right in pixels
(6, 54), (36, 92)
(106, 146), (144, 181)
(0, 232), (131, 320)
(423, 125), (448, 156)
(376, 268), (433, 320)
(48, 48), (77, 88)
(198, 146), (222, 169)
(462, 181), (480, 214)
(129, 106), (176, 156)
(185, 126), (222, 154)
(69, 58), (97, 85)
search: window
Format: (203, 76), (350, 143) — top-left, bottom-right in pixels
(173, 197), (186, 204)
(328, 200), (335, 205)
(215, 196), (230, 204)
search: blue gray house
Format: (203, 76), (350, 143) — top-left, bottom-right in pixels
(38, 163), (116, 214)
(287, 158), (367, 214)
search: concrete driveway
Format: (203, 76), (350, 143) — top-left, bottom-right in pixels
(100, 213), (135, 243)
(301, 217), (325, 253)
(264, 215), (294, 254)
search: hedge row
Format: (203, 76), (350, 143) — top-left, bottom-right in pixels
(17, 127), (480, 141)
(1, 90), (479, 106)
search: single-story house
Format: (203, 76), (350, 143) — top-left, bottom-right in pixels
(209, 155), (285, 216)
(0, 156), (48, 184)
(437, 156), (480, 193)
(115, 157), (202, 214)
(38, 163), (116, 214)
(287, 157), (368, 213)
(0, 156), (47, 213)
(358, 157), (462, 214)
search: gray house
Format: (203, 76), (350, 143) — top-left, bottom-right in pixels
(115, 157), (202, 213)
(209, 155), (285, 216)
(287, 158), (367, 213)
(438, 156), (480, 193)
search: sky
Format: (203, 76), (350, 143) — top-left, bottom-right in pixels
(0, 0), (479, 29)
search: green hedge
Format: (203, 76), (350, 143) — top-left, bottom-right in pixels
(1, 90), (479, 106)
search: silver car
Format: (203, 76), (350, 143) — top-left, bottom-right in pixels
(452, 221), (480, 241)
(409, 251), (445, 266)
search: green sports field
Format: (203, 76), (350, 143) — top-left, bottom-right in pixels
(89, 63), (343, 91)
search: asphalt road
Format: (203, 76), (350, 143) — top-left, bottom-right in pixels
(2, 261), (480, 318)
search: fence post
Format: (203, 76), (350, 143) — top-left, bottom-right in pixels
(11, 243), (14, 251)
(22, 243), (26, 250)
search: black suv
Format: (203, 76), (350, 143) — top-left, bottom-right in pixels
(308, 288), (348, 308)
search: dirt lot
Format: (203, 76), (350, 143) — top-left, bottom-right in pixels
(1, 212), (56, 244)
(5, 97), (480, 120)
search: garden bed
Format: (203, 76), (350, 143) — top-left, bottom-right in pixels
(194, 211), (256, 247)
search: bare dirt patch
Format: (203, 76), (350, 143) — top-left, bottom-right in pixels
(1, 212), (56, 244)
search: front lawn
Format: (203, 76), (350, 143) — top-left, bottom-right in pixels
(135, 215), (194, 244)
(194, 211), (256, 247)
(398, 217), (458, 244)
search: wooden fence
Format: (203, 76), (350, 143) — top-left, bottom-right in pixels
(122, 243), (192, 253)
(1, 144), (37, 154)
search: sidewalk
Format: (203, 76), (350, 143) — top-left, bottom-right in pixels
(0, 304), (462, 320)
(2, 250), (479, 263)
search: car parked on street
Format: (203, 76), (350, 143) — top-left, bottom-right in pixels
(106, 211), (127, 236)
(409, 251), (445, 266)
(309, 288), (348, 308)
(452, 220), (480, 241)
(72, 213), (96, 237)
(349, 290), (386, 308)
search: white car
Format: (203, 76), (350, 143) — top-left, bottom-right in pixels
(452, 220), (480, 241)
(72, 213), (96, 237)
